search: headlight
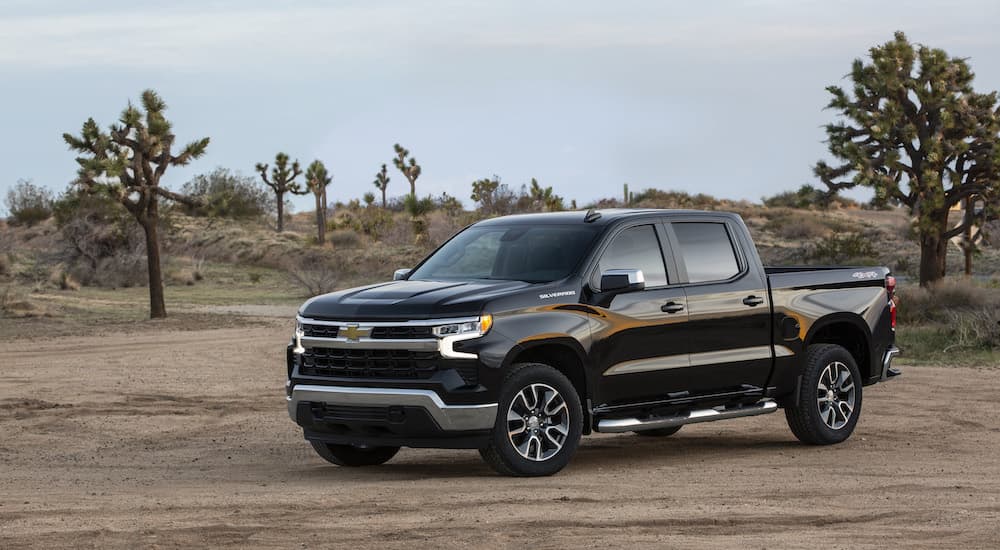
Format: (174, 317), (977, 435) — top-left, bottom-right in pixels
(433, 314), (493, 337)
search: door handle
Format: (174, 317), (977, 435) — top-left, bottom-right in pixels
(742, 295), (765, 307)
(661, 301), (685, 314)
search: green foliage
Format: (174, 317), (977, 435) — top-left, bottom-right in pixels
(813, 31), (1000, 285)
(528, 178), (564, 212)
(363, 192), (376, 206)
(392, 144), (422, 196)
(625, 189), (722, 209)
(181, 168), (274, 220)
(305, 160), (332, 196)
(806, 232), (877, 264)
(471, 176), (511, 215)
(5, 179), (53, 226)
(762, 185), (857, 209)
(435, 192), (463, 216)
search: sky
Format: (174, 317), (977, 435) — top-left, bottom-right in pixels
(2, 0), (1000, 215)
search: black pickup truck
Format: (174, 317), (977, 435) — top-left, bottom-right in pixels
(286, 209), (900, 476)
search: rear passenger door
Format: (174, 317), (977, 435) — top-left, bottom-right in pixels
(665, 218), (772, 393)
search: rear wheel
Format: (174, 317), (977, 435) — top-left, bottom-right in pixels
(634, 425), (682, 437)
(310, 441), (400, 467)
(785, 344), (863, 445)
(479, 363), (583, 477)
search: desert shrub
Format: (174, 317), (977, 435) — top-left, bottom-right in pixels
(328, 229), (361, 248)
(762, 210), (830, 240)
(896, 279), (1000, 325)
(0, 254), (10, 277)
(630, 189), (722, 209)
(806, 232), (877, 264)
(942, 308), (1000, 350)
(181, 167), (275, 220)
(356, 207), (395, 241)
(287, 257), (339, 297)
(5, 180), (53, 226)
(762, 184), (858, 210)
(52, 190), (146, 286)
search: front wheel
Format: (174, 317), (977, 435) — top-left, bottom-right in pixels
(310, 441), (400, 467)
(785, 344), (863, 445)
(479, 363), (583, 477)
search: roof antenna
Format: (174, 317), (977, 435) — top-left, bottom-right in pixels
(584, 208), (601, 223)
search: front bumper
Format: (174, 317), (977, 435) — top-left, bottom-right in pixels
(288, 384), (498, 449)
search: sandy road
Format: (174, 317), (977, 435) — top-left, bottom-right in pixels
(1, 325), (998, 549)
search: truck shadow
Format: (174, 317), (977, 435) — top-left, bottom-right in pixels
(293, 432), (805, 481)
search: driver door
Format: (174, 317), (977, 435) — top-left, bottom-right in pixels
(586, 222), (690, 407)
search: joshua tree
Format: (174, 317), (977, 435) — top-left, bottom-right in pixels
(63, 89), (209, 319)
(403, 194), (435, 244)
(373, 163), (390, 208)
(304, 160), (332, 245)
(392, 143), (421, 196)
(528, 178), (564, 212)
(256, 153), (304, 232)
(814, 32), (1000, 286)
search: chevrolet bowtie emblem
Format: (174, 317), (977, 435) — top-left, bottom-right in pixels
(342, 324), (369, 341)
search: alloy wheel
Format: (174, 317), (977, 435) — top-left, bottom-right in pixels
(816, 361), (856, 430)
(506, 383), (570, 461)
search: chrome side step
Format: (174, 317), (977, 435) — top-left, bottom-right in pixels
(596, 399), (778, 433)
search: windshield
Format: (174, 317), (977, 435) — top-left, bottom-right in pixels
(409, 224), (599, 283)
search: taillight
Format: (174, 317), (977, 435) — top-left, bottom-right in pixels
(886, 275), (897, 329)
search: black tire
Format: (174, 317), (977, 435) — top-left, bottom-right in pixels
(479, 363), (583, 477)
(785, 344), (863, 445)
(310, 441), (400, 467)
(634, 425), (682, 437)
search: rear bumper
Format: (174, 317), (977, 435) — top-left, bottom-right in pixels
(288, 384), (497, 449)
(880, 345), (902, 381)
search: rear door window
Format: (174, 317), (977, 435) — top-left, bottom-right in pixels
(671, 222), (741, 283)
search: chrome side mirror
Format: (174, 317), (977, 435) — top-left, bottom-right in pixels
(600, 269), (645, 293)
(393, 268), (412, 281)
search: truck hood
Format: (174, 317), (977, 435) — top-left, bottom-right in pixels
(298, 279), (533, 320)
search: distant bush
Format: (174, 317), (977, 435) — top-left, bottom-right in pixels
(943, 308), (1000, 350)
(806, 232), (877, 264)
(630, 189), (722, 209)
(51, 190), (147, 287)
(181, 168), (275, 220)
(287, 257), (339, 297)
(5, 179), (53, 226)
(762, 185), (858, 209)
(897, 279), (1000, 325)
(328, 229), (361, 248)
(763, 210), (830, 240)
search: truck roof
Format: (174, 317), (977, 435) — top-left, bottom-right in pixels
(474, 208), (730, 226)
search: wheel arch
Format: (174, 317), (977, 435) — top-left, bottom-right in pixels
(506, 338), (592, 434)
(804, 314), (873, 381)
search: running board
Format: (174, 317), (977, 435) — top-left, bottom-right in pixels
(596, 399), (778, 433)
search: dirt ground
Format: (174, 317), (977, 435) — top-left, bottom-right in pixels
(1, 325), (999, 549)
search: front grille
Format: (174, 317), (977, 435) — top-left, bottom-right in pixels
(300, 348), (440, 379)
(370, 326), (434, 339)
(302, 324), (339, 338)
(298, 348), (479, 385)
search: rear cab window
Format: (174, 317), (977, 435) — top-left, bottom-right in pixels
(671, 222), (741, 283)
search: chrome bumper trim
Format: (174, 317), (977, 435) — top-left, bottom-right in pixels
(880, 345), (901, 381)
(287, 384), (497, 431)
